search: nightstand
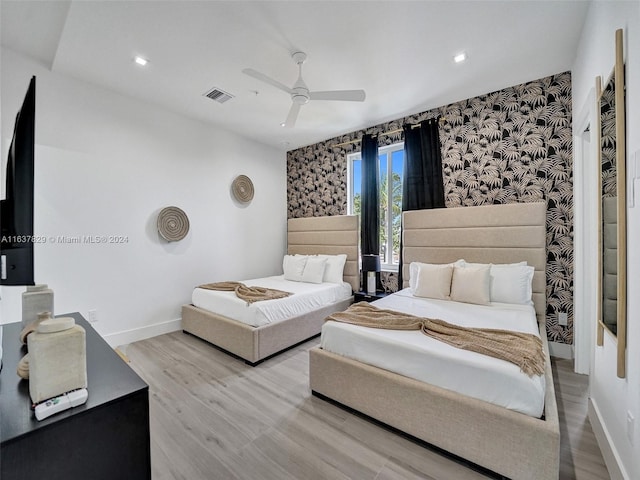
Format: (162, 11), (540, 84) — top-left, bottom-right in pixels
(353, 290), (389, 303)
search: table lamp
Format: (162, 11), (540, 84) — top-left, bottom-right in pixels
(362, 254), (381, 294)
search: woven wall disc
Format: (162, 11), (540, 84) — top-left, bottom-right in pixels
(157, 206), (190, 242)
(232, 175), (254, 203)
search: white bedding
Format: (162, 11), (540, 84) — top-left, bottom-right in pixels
(320, 288), (546, 417)
(192, 275), (353, 327)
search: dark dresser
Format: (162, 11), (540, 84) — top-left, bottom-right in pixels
(0, 313), (151, 480)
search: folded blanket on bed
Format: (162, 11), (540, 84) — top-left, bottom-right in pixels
(198, 281), (292, 305)
(326, 302), (545, 377)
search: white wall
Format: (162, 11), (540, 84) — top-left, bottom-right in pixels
(1, 49), (287, 345)
(572, 2), (640, 479)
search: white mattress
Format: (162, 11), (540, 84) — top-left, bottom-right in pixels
(192, 275), (353, 327)
(320, 288), (546, 417)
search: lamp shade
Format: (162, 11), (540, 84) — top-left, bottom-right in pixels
(362, 254), (381, 273)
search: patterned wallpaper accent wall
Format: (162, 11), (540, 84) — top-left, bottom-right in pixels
(600, 79), (617, 197)
(287, 72), (573, 344)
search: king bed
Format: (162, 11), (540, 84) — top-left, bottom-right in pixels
(182, 215), (359, 365)
(309, 203), (560, 480)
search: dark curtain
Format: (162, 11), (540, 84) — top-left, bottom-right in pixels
(397, 118), (445, 288)
(360, 133), (379, 256)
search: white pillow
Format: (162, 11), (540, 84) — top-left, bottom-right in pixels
(490, 264), (535, 305)
(317, 254), (347, 283)
(409, 260), (464, 293)
(283, 255), (307, 282)
(450, 265), (491, 305)
(413, 264), (453, 300)
(457, 261), (533, 305)
(301, 256), (328, 284)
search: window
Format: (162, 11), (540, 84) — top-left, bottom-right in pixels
(348, 143), (404, 269)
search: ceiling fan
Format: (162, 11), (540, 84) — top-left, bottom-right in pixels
(242, 51), (366, 128)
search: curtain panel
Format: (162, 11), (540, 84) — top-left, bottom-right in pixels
(398, 118), (445, 288)
(360, 133), (380, 256)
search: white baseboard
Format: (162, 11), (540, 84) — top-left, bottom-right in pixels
(549, 340), (574, 359)
(102, 317), (182, 348)
(588, 398), (629, 480)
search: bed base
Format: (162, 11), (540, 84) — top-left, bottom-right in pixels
(183, 330), (321, 366)
(309, 390), (506, 479)
(182, 297), (352, 364)
(309, 322), (559, 480)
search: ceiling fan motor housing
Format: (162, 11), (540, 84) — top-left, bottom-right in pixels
(291, 51), (307, 65)
(292, 87), (310, 104)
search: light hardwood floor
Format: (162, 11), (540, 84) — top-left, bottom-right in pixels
(126, 332), (610, 480)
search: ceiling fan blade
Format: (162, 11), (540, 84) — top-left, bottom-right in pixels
(309, 90), (366, 102)
(242, 68), (293, 94)
(284, 102), (301, 128)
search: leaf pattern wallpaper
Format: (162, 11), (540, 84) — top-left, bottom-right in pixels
(287, 72), (573, 344)
(600, 79), (617, 198)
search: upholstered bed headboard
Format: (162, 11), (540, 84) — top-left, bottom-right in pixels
(602, 196), (617, 327)
(287, 215), (359, 292)
(402, 202), (547, 324)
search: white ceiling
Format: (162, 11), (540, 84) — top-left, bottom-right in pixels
(1, 1), (590, 151)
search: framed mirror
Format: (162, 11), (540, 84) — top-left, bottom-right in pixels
(596, 28), (626, 378)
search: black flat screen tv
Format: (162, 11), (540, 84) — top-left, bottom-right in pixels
(1, 76), (35, 286)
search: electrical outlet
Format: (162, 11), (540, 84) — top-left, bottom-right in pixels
(558, 312), (568, 326)
(88, 309), (98, 323)
(628, 411), (635, 445)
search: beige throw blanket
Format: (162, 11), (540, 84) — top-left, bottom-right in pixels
(198, 281), (292, 305)
(326, 302), (545, 377)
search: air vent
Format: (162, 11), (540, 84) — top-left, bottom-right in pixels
(203, 87), (234, 104)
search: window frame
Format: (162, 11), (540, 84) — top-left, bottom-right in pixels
(347, 142), (404, 271)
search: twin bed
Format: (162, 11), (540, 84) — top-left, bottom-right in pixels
(310, 202), (560, 480)
(182, 214), (359, 364)
(182, 203), (559, 479)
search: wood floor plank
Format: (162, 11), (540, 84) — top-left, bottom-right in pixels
(244, 427), (354, 480)
(338, 414), (490, 480)
(552, 359), (610, 480)
(269, 402), (387, 479)
(375, 459), (439, 480)
(126, 333), (610, 480)
(148, 393), (241, 480)
(219, 437), (301, 480)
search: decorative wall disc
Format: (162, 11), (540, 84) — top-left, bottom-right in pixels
(232, 175), (254, 203)
(157, 206), (190, 242)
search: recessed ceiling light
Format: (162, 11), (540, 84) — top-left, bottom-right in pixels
(454, 52), (467, 64)
(280, 122), (286, 127)
(134, 56), (149, 66)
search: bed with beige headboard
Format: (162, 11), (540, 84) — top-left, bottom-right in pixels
(182, 215), (358, 365)
(309, 203), (560, 480)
